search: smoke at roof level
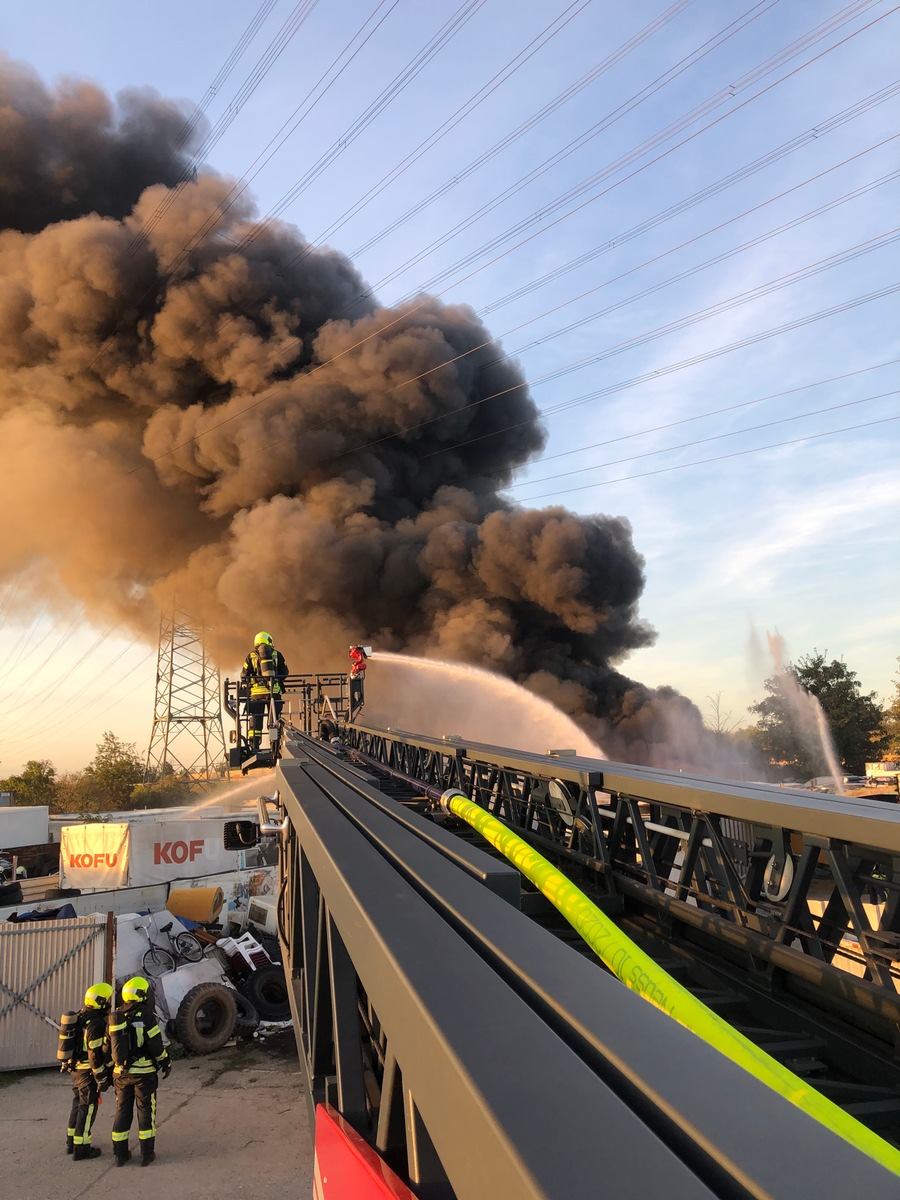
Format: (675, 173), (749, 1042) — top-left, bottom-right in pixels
(0, 58), (742, 771)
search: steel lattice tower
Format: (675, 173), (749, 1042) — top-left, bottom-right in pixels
(144, 605), (227, 790)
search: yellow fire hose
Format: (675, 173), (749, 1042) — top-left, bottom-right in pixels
(439, 790), (900, 1176)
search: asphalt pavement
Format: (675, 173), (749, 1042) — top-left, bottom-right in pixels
(1, 1031), (313, 1200)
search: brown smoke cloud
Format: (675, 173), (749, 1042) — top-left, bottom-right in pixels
(0, 58), (747, 771)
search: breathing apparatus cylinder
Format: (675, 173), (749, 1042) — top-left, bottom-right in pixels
(57, 1011), (81, 1065)
(109, 1009), (132, 1069)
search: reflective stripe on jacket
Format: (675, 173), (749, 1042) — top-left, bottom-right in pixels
(73, 1010), (112, 1079)
(110, 1001), (170, 1076)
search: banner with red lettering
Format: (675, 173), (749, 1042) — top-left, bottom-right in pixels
(128, 819), (236, 885)
(60, 822), (130, 889)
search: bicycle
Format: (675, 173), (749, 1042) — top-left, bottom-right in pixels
(137, 918), (204, 977)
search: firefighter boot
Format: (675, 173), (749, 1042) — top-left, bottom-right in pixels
(66, 1136), (74, 1154)
(115, 1146), (132, 1167)
(73, 1145), (103, 1161)
(140, 1137), (156, 1167)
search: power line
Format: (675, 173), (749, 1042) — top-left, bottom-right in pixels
(515, 415), (900, 501)
(511, 388), (899, 492)
(497, 358), (900, 473)
(348, 270), (900, 462)
(278, 0), (690, 268)
(233, 0), (496, 255)
(128, 0), (317, 254)
(257, 143), (898, 468)
(388, 3), (897, 302)
(369, 0), (786, 294)
(160, 0), (406, 273)
(138, 95), (899, 472)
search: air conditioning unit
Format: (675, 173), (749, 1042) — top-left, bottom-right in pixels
(247, 897), (278, 938)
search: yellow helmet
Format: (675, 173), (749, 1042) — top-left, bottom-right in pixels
(254, 631), (273, 646)
(84, 981), (113, 1009)
(121, 976), (150, 1003)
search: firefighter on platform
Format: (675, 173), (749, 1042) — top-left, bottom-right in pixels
(241, 631), (289, 753)
(109, 976), (171, 1167)
(348, 645), (368, 714)
(349, 645), (368, 677)
(58, 981), (113, 1161)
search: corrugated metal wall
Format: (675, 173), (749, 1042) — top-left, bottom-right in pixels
(0, 917), (108, 1070)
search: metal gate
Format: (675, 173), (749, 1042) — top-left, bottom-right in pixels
(0, 917), (110, 1070)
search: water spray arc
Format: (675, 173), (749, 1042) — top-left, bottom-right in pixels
(367, 650), (605, 757)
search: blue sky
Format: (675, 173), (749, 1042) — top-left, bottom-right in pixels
(1, 0), (898, 774)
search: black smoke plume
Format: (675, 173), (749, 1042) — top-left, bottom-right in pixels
(0, 57), (737, 769)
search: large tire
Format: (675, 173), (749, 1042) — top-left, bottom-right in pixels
(241, 964), (290, 1021)
(234, 991), (260, 1033)
(175, 982), (238, 1054)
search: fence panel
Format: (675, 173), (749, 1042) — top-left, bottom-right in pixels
(0, 917), (108, 1070)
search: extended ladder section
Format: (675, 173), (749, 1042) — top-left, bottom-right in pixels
(256, 727), (900, 1199)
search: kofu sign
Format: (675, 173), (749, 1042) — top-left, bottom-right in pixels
(154, 839), (204, 865)
(68, 852), (119, 869)
(60, 819), (237, 889)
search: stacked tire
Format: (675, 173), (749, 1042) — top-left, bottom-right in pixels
(239, 964), (290, 1021)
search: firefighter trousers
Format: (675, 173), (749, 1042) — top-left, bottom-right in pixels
(112, 1073), (158, 1149)
(68, 1071), (100, 1146)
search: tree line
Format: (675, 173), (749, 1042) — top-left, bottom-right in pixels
(0, 732), (208, 814)
(715, 652), (900, 780)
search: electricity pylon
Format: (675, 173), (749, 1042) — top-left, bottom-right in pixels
(144, 605), (227, 791)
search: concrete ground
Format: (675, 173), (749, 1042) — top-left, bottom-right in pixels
(1, 1030), (313, 1200)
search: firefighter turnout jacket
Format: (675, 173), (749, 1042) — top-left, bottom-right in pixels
(59, 1007), (113, 1079)
(59, 1007), (112, 1152)
(109, 1001), (170, 1076)
(241, 645), (289, 700)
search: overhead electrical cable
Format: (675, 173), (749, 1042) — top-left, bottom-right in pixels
(80, 0), (398, 381)
(494, 358), (900, 474)
(339, 243), (900, 460)
(0, 601), (50, 686)
(244, 139), (900, 467)
(359, 286), (900, 463)
(383, 3), (897, 301)
(126, 5), (895, 481)
(487, 172), (900, 367)
(511, 389), (899, 493)
(369, 0), (789, 294)
(232, 0), (519, 256)
(275, 0), (697, 267)
(478, 112), (900, 316)
(128, 0), (318, 254)
(517, 415), (900, 500)
(6, 641), (150, 750)
(141, 94), (897, 473)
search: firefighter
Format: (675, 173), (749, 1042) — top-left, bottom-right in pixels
(59, 981), (113, 1161)
(109, 976), (171, 1167)
(241, 631), (289, 752)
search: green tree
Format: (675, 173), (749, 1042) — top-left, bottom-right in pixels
(0, 759), (58, 806)
(80, 732), (144, 810)
(750, 651), (884, 777)
(883, 658), (900, 759)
